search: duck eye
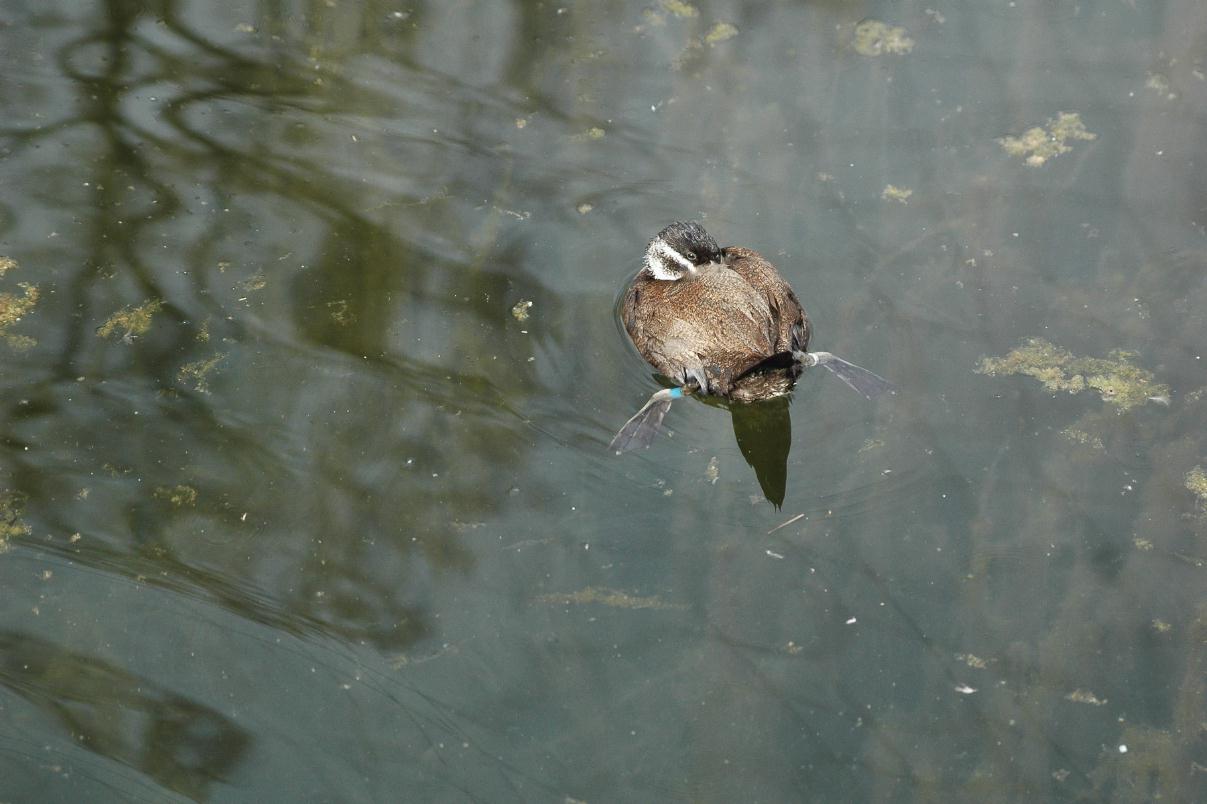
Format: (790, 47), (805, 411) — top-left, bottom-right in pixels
(685, 251), (697, 261)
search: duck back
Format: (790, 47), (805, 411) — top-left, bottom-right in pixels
(622, 253), (809, 396)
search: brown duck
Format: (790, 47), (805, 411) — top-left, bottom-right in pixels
(610, 221), (892, 453)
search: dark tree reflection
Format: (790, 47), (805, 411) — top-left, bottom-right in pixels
(2, 2), (554, 656)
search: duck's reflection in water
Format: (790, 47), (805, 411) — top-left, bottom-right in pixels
(704, 367), (799, 508)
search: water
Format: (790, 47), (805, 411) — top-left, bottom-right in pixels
(2, 1), (1206, 801)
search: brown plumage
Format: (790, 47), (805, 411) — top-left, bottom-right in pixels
(621, 231), (809, 398)
(609, 221), (892, 454)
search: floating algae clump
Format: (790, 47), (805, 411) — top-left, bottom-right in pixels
(570, 127), (606, 143)
(97, 299), (162, 340)
(510, 300), (533, 322)
(154, 484), (198, 507)
(1065, 689), (1108, 706)
(237, 272), (267, 293)
(0, 281), (38, 350)
(1060, 427), (1105, 450)
(0, 491), (31, 551)
(1186, 466), (1207, 512)
(852, 20), (914, 56)
(535, 586), (686, 610)
(976, 338), (1168, 411)
(881, 184), (913, 203)
(660, 0), (698, 18)
(178, 353), (226, 393)
(704, 22), (738, 44)
(999, 112), (1096, 166)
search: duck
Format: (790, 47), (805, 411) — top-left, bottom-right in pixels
(610, 221), (893, 453)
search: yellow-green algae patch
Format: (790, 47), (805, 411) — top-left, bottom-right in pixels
(178, 353), (226, 393)
(976, 338), (1168, 411)
(0, 280), (38, 350)
(570, 127), (606, 143)
(1065, 689), (1107, 706)
(1145, 72), (1176, 100)
(238, 272), (267, 293)
(881, 184), (913, 203)
(535, 586), (686, 610)
(511, 300), (533, 322)
(327, 300), (355, 325)
(1185, 466), (1207, 511)
(999, 112), (1096, 167)
(956, 653), (989, 669)
(852, 20), (914, 56)
(1060, 427), (1105, 450)
(0, 256), (16, 277)
(97, 299), (162, 340)
(704, 22), (738, 44)
(0, 491), (31, 551)
(660, 0), (698, 18)
(154, 484), (197, 507)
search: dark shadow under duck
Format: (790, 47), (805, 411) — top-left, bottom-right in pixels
(610, 221), (893, 463)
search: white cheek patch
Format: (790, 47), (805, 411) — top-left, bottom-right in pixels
(645, 239), (694, 281)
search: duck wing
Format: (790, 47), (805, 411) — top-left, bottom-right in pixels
(723, 246), (810, 354)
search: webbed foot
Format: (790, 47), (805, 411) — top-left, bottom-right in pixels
(795, 351), (895, 399)
(608, 387), (688, 453)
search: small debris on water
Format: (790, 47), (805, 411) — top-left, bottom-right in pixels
(767, 513), (804, 534)
(705, 456), (719, 484)
(954, 684), (977, 695)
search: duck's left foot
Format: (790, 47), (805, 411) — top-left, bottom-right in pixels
(795, 351), (895, 399)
